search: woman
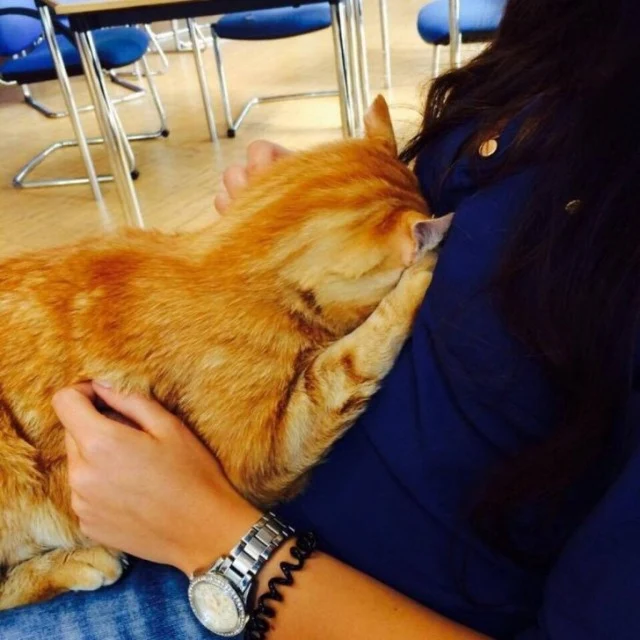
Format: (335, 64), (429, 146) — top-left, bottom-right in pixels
(3, 0), (640, 637)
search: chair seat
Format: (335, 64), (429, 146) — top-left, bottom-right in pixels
(417, 0), (505, 45)
(213, 4), (331, 41)
(0, 0), (43, 56)
(0, 27), (149, 85)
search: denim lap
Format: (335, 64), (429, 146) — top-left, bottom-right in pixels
(0, 559), (227, 640)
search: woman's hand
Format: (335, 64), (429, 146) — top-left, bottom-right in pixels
(215, 140), (292, 215)
(53, 381), (261, 575)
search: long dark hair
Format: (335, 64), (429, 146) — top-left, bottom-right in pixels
(403, 0), (640, 563)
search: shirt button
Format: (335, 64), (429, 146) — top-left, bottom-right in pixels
(565, 199), (582, 214)
(478, 138), (499, 157)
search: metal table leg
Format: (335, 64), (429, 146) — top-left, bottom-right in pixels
(187, 18), (218, 142)
(330, 0), (355, 137)
(76, 30), (144, 227)
(379, 0), (391, 88)
(172, 19), (182, 50)
(38, 6), (104, 209)
(352, 0), (371, 123)
(345, 0), (362, 134)
(448, 0), (461, 68)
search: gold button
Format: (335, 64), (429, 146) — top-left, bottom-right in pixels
(478, 138), (499, 158)
(565, 199), (582, 215)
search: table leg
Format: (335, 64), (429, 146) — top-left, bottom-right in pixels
(379, 0), (391, 89)
(330, 0), (356, 137)
(187, 18), (218, 142)
(345, 0), (363, 134)
(76, 31), (144, 227)
(448, 0), (461, 68)
(172, 19), (182, 50)
(352, 0), (371, 120)
(38, 6), (105, 210)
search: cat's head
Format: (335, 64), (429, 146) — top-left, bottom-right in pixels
(221, 96), (453, 333)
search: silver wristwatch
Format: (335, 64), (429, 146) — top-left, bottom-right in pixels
(187, 512), (294, 637)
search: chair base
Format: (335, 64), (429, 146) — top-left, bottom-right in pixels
(110, 26), (171, 79)
(226, 90), (339, 138)
(15, 52), (170, 190)
(152, 20), (211, 53)
(13, 128), (170, 189)
(22, 72), (145, 120)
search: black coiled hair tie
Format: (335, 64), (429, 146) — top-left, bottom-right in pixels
(245, 531), (318, 639)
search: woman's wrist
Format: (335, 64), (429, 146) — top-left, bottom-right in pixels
(173, 496), (263, 576)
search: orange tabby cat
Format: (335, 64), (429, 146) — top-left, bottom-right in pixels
(0, 96), (451, 609)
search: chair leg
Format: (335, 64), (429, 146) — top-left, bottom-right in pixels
(187, 18), (218, 142)
(379, 0), (391, 89)
(103, 77), (138, 176)
(14, 138), (114, 188)
(140, 54), (169, 136)
(93, 51), (170, 178)
(109, 26), (170, 79)
(211, 33), (235, 137)
(37, 4), (103, 202)
(211, 33), (339, 138)
(22, 76), (146, 120)
(145, 25), (170, 74)
(14, 56), (169, 189)
(21, 84), (61, 118)
(211, 3), (354, 140)
(432, 44), (441, 78)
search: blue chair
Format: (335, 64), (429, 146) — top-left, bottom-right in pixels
(210, 4), (337, 138)
(417, 0), (506, 76)
(16, 26), (155, 119)
(0, 4), (168, 189)
(0, 0), (41, 55)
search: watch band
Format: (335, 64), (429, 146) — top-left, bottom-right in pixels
(213, 512), (295, 596)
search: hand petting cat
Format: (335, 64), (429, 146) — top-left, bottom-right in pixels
(55, 381), (261, 577)
(214, 140), (291, 215)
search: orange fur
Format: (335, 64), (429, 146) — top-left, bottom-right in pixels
(0, 97), (449, 608)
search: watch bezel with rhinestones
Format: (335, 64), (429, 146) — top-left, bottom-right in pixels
(188, 571), (248, 637)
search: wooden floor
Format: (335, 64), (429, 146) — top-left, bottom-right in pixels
(0, 0), (479, 259)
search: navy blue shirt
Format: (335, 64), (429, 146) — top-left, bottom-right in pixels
(279, 118), (640, 639)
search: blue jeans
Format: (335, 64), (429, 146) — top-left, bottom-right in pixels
(0, 559), (225, 639)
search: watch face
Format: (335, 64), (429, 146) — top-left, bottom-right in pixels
(188, 574), (247, 637)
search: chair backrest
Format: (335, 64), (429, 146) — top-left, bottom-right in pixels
(0, 0), (43, 57)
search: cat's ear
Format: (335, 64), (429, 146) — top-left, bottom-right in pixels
(398, 212), (454, 266)
(364, 95), (398, 156)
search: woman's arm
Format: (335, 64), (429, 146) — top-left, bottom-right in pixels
(54, 383), (489, 640)
(250, 540), (489, 640)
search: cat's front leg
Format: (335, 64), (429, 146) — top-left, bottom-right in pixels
(0, 546), (124, 610)
(256, 256), (436, 503)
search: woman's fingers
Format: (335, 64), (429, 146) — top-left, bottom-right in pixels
(64, 429), (82, 465)
(91, 382), (181, 439)
(246, 140), (291, 176)
(214, 165), (249, 215)
(215, 141), (292, 216)
(52, 384), (112, 442)
(222, 165), (249, 201)
(214, 191), (232, 215)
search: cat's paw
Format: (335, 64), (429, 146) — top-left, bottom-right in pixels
(394, 259), (435, 309)
(57, 547), (124, 592)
